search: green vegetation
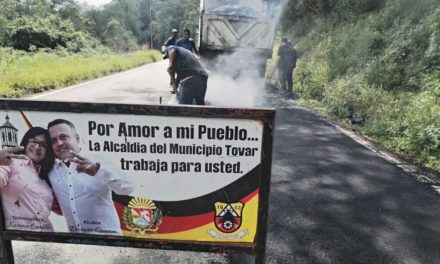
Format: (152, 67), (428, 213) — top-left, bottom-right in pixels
(0, 0), (199, 96)
(2, 0), (437, 170)
(0, 0), (199, 52)
(1, 0), (145, 52)
(153, 0), (200, 48)
(0, 48), (162, 97)
(275, 0), (440, 169)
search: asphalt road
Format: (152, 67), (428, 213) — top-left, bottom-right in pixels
(11, 61), (440, 264)
(264, 95), (440, 263)
(31, 60), (175, 104)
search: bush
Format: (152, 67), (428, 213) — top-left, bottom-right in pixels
(323, 75), (392, 119)
(327, 19), (377, 79)
(280, 0), (440, 169)
(423, 8), (440, 70)
(103, 20), (139, 52)
(364, 19), (432, 91)
(9, 15), (103, 53)
(399, 77), (440, 166)
(294, 36), (331, 101)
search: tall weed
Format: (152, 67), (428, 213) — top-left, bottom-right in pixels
(323, 75), (392, 119)
(0, 49), (162, 97)
(294, 36), (331, 101)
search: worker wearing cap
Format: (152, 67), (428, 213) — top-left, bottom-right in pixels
(164, 29), (179, 86)
(163, 46), (208, 105)
(164, 28), (178, 47)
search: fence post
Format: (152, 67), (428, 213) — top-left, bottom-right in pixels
(0, 201), (14, 264)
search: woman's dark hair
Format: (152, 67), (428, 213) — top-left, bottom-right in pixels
(20, 127), (54, 181)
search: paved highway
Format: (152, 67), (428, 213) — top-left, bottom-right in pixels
(10, 61), (440, 264)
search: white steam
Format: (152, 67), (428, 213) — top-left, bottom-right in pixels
(203, 51), (267, 108)
(205, 72), (266, 108)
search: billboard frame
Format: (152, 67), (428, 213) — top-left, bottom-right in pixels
(0, 99), (275, 264)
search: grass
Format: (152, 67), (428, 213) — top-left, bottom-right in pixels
(0, 49), (163, 97)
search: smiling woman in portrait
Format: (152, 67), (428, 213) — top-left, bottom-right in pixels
(0, 127), (55, 232)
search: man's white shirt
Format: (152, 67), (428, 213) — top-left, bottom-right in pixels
(49, 153), (133, 235)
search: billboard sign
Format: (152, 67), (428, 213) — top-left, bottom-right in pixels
(0, 100), (275, 263)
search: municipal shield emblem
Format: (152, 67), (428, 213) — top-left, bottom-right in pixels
(131, 207), (153, 228)
(123, 197), (162, 234)
(214, 202), (244, 233)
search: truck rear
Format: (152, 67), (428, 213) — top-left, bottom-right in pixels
(198, 0), (275, 77)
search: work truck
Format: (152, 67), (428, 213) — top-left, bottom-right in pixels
(197, 0), (276, 77)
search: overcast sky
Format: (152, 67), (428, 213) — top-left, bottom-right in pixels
(83, 0), (112, 6)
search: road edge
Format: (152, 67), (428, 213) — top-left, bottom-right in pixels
(278, 96), (440, 195)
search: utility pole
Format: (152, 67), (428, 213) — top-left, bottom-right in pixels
(150, 0), (154, 49)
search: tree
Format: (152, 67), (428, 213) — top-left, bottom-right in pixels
(0, 0), (19, 46)
(1, 0), (201, 51)
(9, 15), (98, 52)
(57, 0), (88, 31)
(103, 19), (138, 51)
(15, 0), (54, 17)
(152, 0), (199, 48)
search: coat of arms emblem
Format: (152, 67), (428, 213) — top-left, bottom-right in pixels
(123, 197), (162, 234)
(214, 202), (244, 233)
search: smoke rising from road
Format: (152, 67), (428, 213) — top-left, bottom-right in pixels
(205, 71), (266, 108)
(203, 51), (267, 108)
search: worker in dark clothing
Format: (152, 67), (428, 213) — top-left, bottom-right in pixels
(176, 29), (199, 56)
(277, 37), (297, 94)
(163, 28), (178, 86)
(164, 28), (178, 47)
(163, 46), (208, 105)
(175, 29), (199, 89)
